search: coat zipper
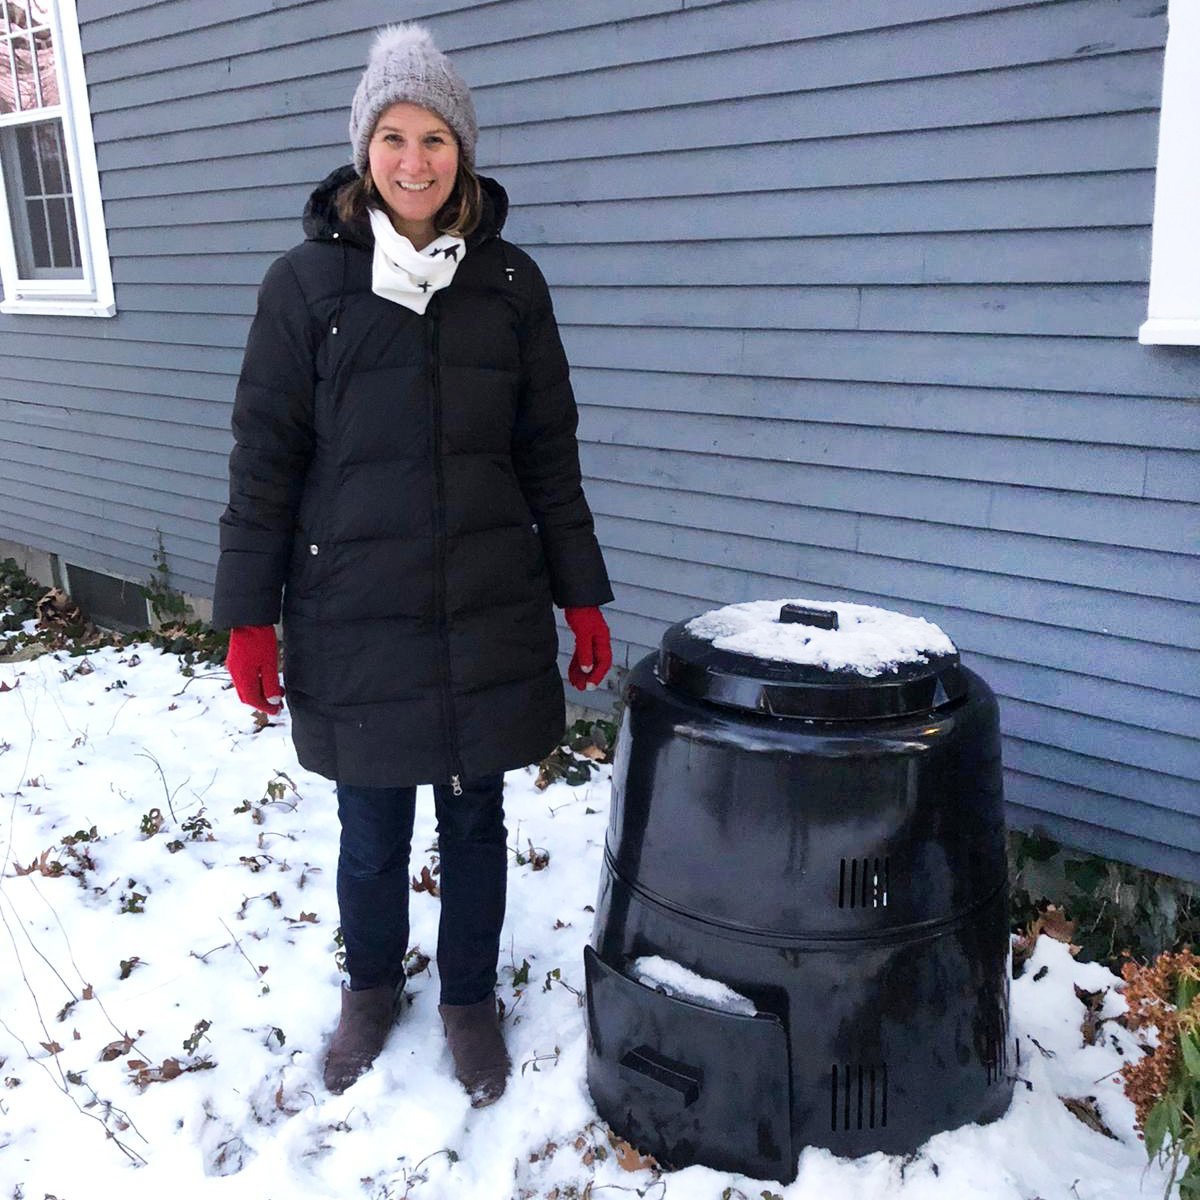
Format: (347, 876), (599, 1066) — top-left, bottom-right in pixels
(427, 295), (465, 792)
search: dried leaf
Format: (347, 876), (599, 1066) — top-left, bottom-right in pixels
(1076, 984), (1107, 1045)
(40, 1041), (64, 1056)
(297, 911), (318, 924)
(404, 949), (431, 978)
(411, 865), (440, 896)
(1062, 1096), (1117, 1140)
(99, 1035), (135, 1062)
(1034, 906), (1080, 953)
(0, 679), (19, 692)
(608, 1133), (656, 1172)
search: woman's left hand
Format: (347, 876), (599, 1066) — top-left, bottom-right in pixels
(564, 607), (612, 691)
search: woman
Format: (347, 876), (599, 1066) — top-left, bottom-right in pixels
(211, 24), (613, 1107)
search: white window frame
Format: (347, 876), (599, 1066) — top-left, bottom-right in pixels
(0, 0), (114, 317)
(1139, 0), (1200, 345)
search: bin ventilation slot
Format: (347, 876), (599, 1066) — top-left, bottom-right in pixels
(830, 1063), (888, 1131)
(838, 857), (889, 909)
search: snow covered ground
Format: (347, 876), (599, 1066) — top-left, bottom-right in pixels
(0, 631), (1175, 1200)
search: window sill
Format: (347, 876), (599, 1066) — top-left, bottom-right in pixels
(1138, 318), (1200, 347)
(0, 297), (116, 318)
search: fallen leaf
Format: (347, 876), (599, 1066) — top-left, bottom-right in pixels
(404, 949), (431, 978)
(608, 1132), (656, 1172)
(1062, 1096), (1117, 1140)
(40, 1041), (63, 1056)
(412, 865), (440, 896)
(1076, 985), (1108, 1045)
(98, 1035), (136, 1062)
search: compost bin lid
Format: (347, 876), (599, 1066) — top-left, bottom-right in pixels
(657, 598), (967, 720)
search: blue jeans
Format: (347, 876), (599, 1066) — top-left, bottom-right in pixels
(335, 773), (507, 1006)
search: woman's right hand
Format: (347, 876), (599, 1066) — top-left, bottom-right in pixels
(226, 625), (284, 714)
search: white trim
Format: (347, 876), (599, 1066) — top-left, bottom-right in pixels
(0, 0), (115, 316)
(1139, 0), (1200, 346)
(0, 296), (113, 316)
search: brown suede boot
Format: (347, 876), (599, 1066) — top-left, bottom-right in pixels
(323, 981), (404, 1095)
(438, 995), (510, 1108)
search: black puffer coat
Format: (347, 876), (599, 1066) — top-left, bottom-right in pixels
(212, 165), (613, 788)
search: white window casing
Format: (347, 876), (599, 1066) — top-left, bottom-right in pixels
(0, 0), (114, 317)
(1140, 0), (1200, 346)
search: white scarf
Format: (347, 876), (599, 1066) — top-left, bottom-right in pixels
(368, 207), (465, 315)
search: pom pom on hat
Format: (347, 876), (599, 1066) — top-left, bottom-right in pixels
(348, 22), (478, 174)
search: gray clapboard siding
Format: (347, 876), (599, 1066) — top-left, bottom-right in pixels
(508, 173), (1155, 242)
(1005, 739), (1198, 815)
(4, 456), (223, 524)
(2, 488), (216, 561)
(0, 417), (225, 478)
(565, 327), (1195, 399)
(113, 254), (278, 286)
(556, 283), (1151, 339)
(490, 113), (1161, 202)
(594, 517), (1200, 650)
(3, 438), (226, 505)
(581, 405), (1153, 495)
(584, 479), (1200, 603)
(479, 2), (1164, 126)
(579, 442), (1199, 556)
(0, 380), (229, 427)
(572, 372), (1200, 450)
(0, 401), (230, 454)
(533, 230), (1156, 285)
(83, 0), (725, 83)
(1, 357), (232, 403)
(486, 53), (1164, 164)
(113, 284), (260, 317)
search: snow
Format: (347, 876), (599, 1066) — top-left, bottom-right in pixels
(686, 598), (957, 677)
(630, 956), (757, 1016)
(0, 630), (1176, 1200)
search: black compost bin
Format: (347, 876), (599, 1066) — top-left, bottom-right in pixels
(585, 599), (1013, 1183)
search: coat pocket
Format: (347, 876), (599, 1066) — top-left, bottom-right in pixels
(284, 529), (326, 613)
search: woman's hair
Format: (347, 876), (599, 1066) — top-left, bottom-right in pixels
(336, 156), (483, 241)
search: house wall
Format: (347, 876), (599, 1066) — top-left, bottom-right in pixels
(0, 1), (1196, 877)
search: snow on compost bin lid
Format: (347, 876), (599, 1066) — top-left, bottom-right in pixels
(657, 598), (967, 720)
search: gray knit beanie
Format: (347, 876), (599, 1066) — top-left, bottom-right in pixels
(349, 23), (478, 173)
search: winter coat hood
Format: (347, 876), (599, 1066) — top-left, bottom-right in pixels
(301, 163), (509, 251)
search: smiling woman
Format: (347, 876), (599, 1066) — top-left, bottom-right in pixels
(367, 103), (459, 246)
(211, 22), (612, 1114)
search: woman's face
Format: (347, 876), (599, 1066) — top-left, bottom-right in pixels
(367, 102), (459, 245)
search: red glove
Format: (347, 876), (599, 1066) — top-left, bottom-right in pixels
(226, 625), (283, 715)
(564, 607), (612, 691)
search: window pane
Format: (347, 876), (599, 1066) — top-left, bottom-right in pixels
(1, 2), (57, 113)
(0, 47), (15, 115)
(33, 118), (64, 192)
(1, 116), (84, 280)
(46, 196), (77, 268)
(24, 198), (50, 267)
(15, 121), (40, 189)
